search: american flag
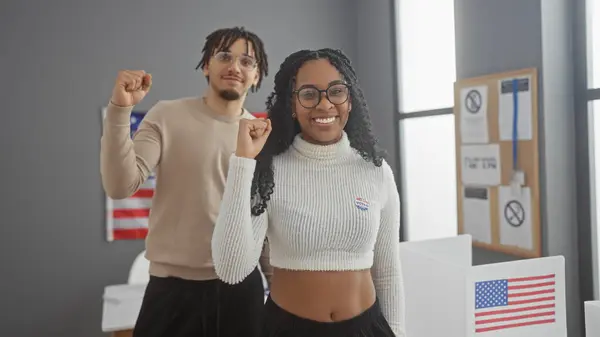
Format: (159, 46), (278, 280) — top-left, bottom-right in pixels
(105, 110), (154, 241)
(474, 273), (556, 333)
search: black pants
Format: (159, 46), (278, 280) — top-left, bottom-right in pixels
(261, 296), (396, 337)
(132, 267), (265, 337)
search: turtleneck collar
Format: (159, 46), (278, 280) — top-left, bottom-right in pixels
(291, 131), (354, 161)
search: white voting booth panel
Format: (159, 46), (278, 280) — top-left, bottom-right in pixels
(102, 283), (147, 332)
(102, 250), (148, 332)
(399, 234), (567, 337)
(585, 301), (600, 337)
(467, 255), (566, 336)
(128, 250), (150, 284)
(399, 234), (472, 337)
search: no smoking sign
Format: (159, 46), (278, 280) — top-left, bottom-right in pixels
(464, 89), (482, 114)
(504, 200), (525, 227)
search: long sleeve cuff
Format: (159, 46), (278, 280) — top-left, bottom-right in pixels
(104, 101), (134, 125)
(228, 154), (257, 172)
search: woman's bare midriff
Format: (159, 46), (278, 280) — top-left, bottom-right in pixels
(269, 267), (376, 322)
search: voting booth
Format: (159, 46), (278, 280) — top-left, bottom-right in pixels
(399, 234), (567, 337)
(102, 283), (146, 336)
(102, 250), (149, 337)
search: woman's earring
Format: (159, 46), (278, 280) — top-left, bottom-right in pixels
(292, 113), (296, 118)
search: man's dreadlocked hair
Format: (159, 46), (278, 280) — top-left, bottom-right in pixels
(195, 26), (269, 92)
(250, 48), (386, 216)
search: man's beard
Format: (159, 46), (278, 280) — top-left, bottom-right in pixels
(218, 89), (241, 101)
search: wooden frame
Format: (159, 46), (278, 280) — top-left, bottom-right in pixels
(111, 330), (133, 337)
(454, 68), (542, 258)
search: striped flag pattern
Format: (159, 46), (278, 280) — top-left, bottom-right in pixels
(474, 273), (556, 333)
(105, 176), (154, 241)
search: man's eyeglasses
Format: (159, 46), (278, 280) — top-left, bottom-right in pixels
(214, 51), (257, 70)
(293, 83), (351, 109)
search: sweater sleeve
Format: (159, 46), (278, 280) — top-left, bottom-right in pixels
(371, 161), (406, 337)
(100, 101), (163, 199)
(211, 154), (269, 284)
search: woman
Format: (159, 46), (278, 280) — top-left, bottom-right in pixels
(211, 48), (405, 337)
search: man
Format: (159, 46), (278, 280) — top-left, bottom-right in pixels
(100, 26), (271, 337)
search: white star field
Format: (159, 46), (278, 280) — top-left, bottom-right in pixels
(475, 279), (509, 309)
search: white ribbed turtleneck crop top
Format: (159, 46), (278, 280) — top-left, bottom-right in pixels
(211, 132), (405, 336)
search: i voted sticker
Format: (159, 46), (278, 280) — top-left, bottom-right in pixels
(354, 197), (369, 211)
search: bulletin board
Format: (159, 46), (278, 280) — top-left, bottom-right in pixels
(454, 67), (541, 258)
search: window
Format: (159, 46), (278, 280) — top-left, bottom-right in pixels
(588, 0), (600, 88)
(395, 0), (458, 241)
(590, 100), (600, 300)
(400, 114), (458, 241)
(396, 0), (457, 112)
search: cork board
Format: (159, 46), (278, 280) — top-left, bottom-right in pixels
(454, 68), (541, 258)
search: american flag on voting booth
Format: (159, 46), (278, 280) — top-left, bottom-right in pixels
(103, 108), (154, 242)
(474, 273), (556, 333)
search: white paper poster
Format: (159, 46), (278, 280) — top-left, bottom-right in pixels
(461, 144), (501, 186)
(498, 77), (533, 141)
(467, 256), (566, 337)
(498, 186), (533, 250)
(460, 85), (489, 144)
(462, 187), (492, 244)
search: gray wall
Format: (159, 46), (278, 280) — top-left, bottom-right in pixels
(354, 0), (399, 177)
(0, 1), (358, 336)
